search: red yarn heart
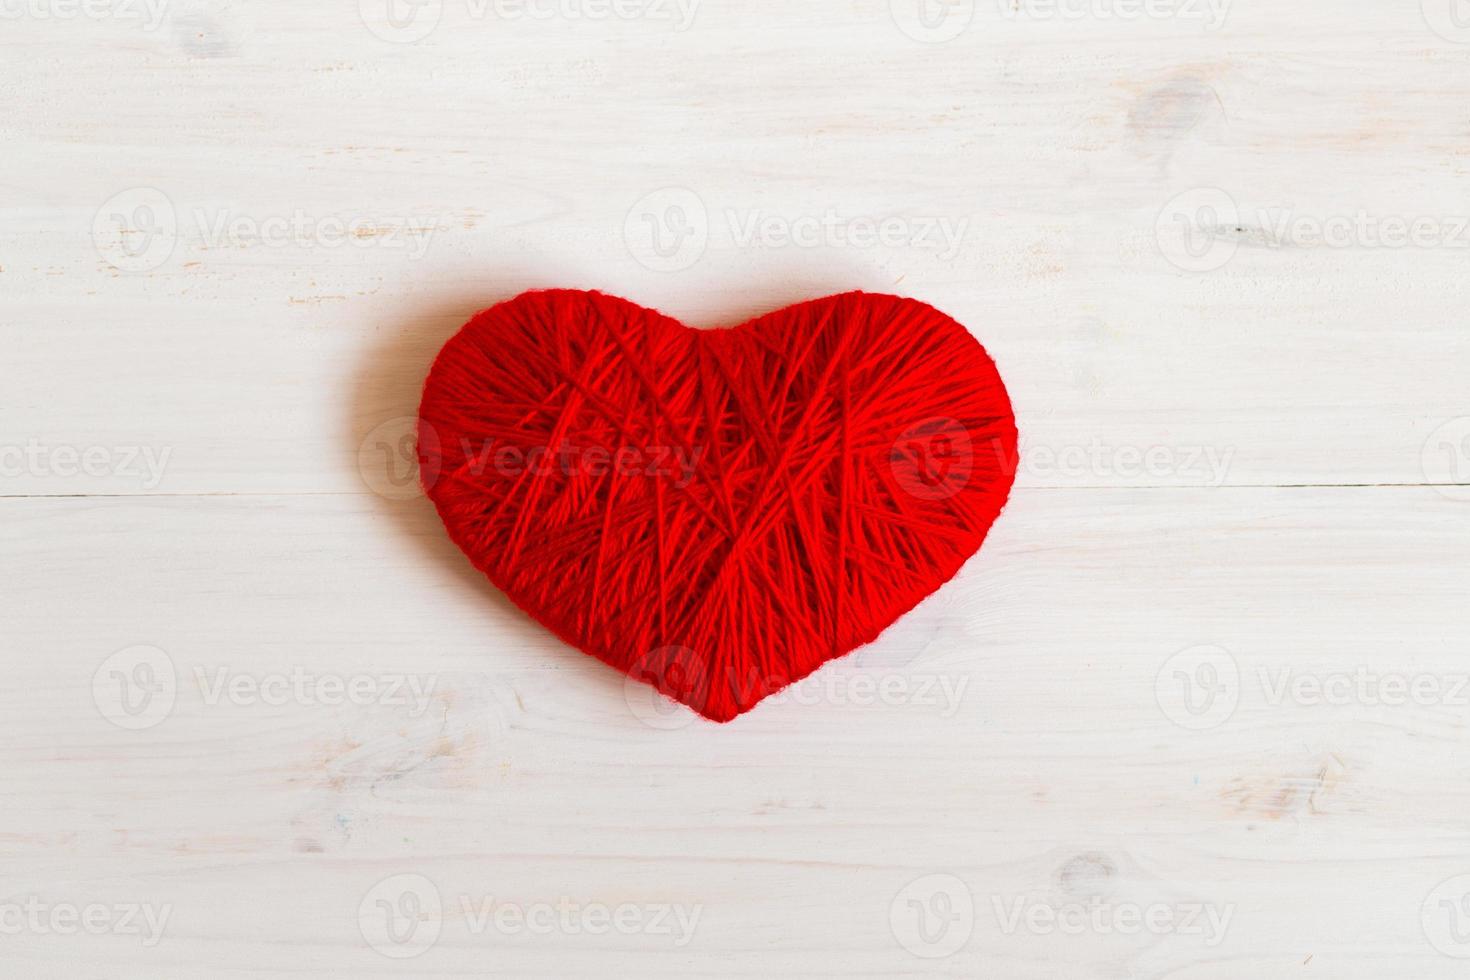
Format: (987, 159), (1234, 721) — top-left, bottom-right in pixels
(418, 289), (1016, 722)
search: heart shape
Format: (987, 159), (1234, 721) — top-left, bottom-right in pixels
(418, 289), (1016, 721)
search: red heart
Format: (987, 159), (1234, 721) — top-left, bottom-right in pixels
(418, 289), (1016, 721)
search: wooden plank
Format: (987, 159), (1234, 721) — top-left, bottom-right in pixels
(4, 1), (1470, 975)
(2, 3), (1467, 495)
(2, 487), (1468, 974)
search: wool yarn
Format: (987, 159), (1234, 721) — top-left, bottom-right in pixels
(418, 289), (1016, 722)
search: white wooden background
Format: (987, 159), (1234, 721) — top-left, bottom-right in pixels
(3, 0), (1469, 976)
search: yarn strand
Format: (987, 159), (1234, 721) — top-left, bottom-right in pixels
(419, 289), (1016, 721)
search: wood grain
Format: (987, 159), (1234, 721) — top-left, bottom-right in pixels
(2, 0), (1469, 975)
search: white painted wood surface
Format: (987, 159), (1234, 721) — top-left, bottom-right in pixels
(3, 1), (1469, 975)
